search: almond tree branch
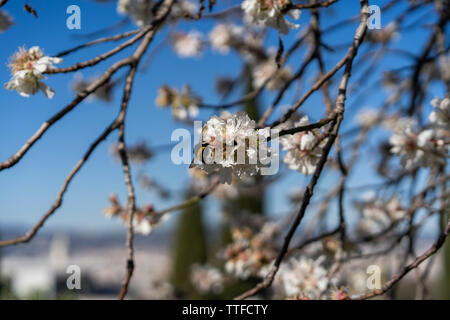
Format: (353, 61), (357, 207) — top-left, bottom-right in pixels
(117, 0), (176, 299)
(55, 29), (140, 58)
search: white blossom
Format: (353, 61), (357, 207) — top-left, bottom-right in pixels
(170, 0), (197, 19)
(356, 107), (380, 128)
(253, 59), (292, 91)
(389, 118), (424, 169)
(280, 256), (332, 299)
(241, 0), (301, 35)
(117, 0), (153, 27)
(280, 116), (324, 175)
(429, 95), (450, 128)
(190, 264), (225, 294)
(128, 211), (170, 236)
(209, 23), (243, 54)
(192, 112), (272, 184)
(357, 193), (408, 235)
(389, 117), (448, 169)
(155, 85), (200, 121)
(172, 31), (203, 58)
(4, 46), (62, 98)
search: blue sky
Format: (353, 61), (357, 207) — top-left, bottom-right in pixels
(0, 0), (445, 236)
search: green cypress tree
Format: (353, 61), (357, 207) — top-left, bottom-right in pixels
(170, 192), (207, 298)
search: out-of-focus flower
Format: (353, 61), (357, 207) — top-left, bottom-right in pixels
(280, 116), (325, 175)
(208, 23), (264, 62)
(209, 23), (243, 54)
(172, 31), (204, 58)
(72, 73), (114, 102)
(190, 264), (225, 294)
(242, 0), (301, 35)
(102, 196), (168, 235)
(429, 95), (450, 128)
(389, 117), (447, 169)
(192, 112), (272, 184)
(5, 46), (62, 98)
(280, 256), (332, 299)
(155, 85), (200, 121)
(103, 194), (122, 218)
(389, 118), (425, 169)
(355, 193), (408, 235)
(224, 218), (278, 280)
(253, 58), (292, 91)
(0, 10), (14, 33)
(170, 0), (197, 19)
(356, 108), (380, 128)
(117, 0), (153, 27)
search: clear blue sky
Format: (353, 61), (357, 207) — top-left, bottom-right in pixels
(0, 0), (445, 236)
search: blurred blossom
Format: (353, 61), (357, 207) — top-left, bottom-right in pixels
(430, 95), (450, 128)
(103, 196), (169, 236)
(253, 59), (292, 91)
(209, 23), (243, 54)
(389, 110), (448, 169)
(172, 31), (204, 58)
(155, 84), (200, 121)
(280, 116), (326, 175)
(280, 256), (334, 299)
(355, 193), (408, 235)
(356, 108), (381, 128)
(190, 264), (225, 294)
(223, 216), (279, 280)
(117, 0), (153, 27)
(241, 0), (301, 35)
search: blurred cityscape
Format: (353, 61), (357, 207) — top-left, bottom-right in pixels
(0, 227), (171, 299)
(0, 225), (447, 300)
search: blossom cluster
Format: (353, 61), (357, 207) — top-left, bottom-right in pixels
(155, 84), (200, 121)
(223, 216), (278, 279)
(190, 264), (225, 294)
(192, 112), (273, 184)
(103, 194), (168, 235)
(253, 57), (293, 91)
(279, 256), (335, 300)
(5, 46), (62, 98)
(280, 116), (328, 175)
(117, 0), (153, 27)
(241, 0), (301, 35)
(388, 96), (449, 169)
(118, 0), (196, 27)
(355, 192), (407, 236)
(172, 31), (204, 58)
